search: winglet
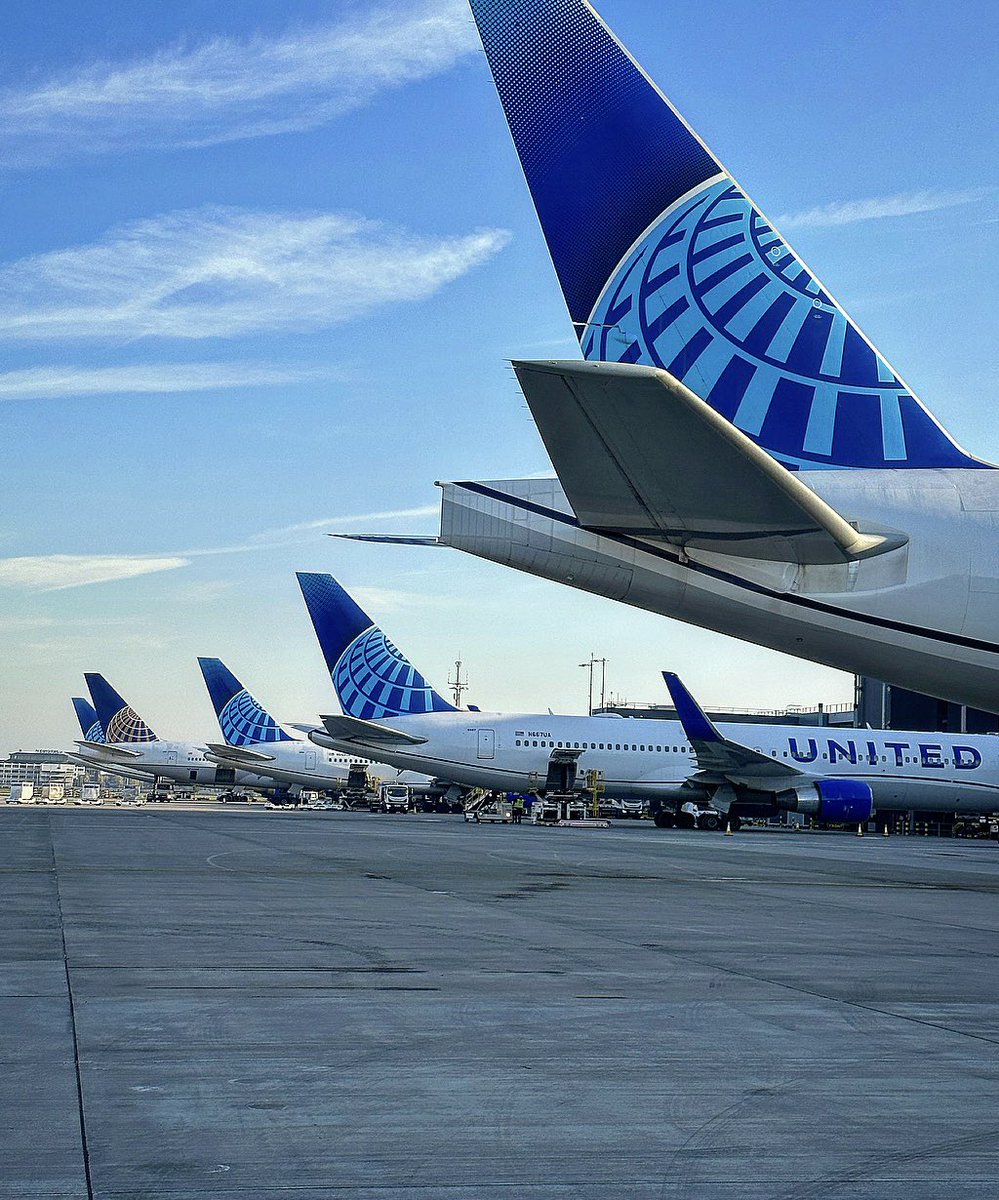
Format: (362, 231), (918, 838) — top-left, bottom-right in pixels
(662, 672), (722, 745)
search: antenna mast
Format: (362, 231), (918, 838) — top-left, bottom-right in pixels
(449, 658), (469, 708)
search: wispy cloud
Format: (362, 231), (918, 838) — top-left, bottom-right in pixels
(0, 505), (443, 592)
(0, 0), (478, 166)
(0, 207), (508, 342)
(778, 187), (992, 231)
(0, 361), (324, 401)
(0, 555), (189, 590)
(252, 505), (440, 544)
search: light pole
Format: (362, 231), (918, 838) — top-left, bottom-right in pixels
(579, 655), (608, 715)
(448, 658), (468, 708)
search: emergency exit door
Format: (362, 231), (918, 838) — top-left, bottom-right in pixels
(305, 750), (317, 772)
(477, 729), (496, 760)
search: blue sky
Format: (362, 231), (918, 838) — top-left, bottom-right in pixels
(1, 0), (997, 752)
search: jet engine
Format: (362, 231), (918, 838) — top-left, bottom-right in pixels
(777, 779), (875, 824)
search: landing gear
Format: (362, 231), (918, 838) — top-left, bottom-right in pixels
(697, 811), (722, 832)
(653, 810), (676, 829)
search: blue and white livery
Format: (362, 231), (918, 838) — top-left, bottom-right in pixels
(85, 673), (158, 744)
(399, 2), (999, 713)
(198, 657), (293, 747)
(196, 652), (434, 797)
(297, 573), (456, 720)
(469, 0), (982, 471)
(72, 696), (105, 745)
(299, 574), (999, 819)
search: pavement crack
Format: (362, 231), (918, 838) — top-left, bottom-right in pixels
(47, 812), (95, 1200)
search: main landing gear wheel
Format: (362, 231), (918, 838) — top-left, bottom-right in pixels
(653, 811), (676, 829)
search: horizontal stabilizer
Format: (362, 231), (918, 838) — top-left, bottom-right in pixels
(664, 672), (801, 784)
(469, 0), (983, 471)
(320, 714), (429, 747)
(74, 740), (144, 760)
(516, 360), (905, 565)
(330, 535), (441, 546)
(203, 743), (277, 765)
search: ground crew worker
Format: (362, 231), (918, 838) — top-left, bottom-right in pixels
(512, 794), (525, 824)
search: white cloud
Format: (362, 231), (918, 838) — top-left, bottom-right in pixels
(778, 187), (991, 231)
(0, 362), (325, 401)
(0, 555), (189, 590)
(253, 505), (440, 544)
(0, 506), (441, 595)
(0, 0), (478, 165)
(0, 207), (509, 342)
(170, 580), (235, 605)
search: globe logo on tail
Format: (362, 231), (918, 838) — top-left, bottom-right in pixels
(585, 178), (978, 470)
(334, 626), (451, 720)
(219, 690), (290, 746)
(105, 706), (156, 743)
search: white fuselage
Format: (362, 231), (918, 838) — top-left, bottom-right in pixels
(71, 740), (297, 792)
(438, 470), (999, 712)
(204, 740), (432, 792)
(320, 712), (999, 815)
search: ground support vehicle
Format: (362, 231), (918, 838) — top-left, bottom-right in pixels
(953, 815), (999, 840)
(378, 784), (412, 814)
(532, 794), (603, 825)
(651, 800), (735, 831)
(469, 796), (513, 823)
(614, 798), (646, 820)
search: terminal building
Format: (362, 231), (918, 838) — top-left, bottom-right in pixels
(0, 751), (84, 791)
(599, 676), (999, 736)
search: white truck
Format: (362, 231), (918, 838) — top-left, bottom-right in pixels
(7, 783), (35, 804)
(76, 785), (103, 806)
(378, 783), (412, 814)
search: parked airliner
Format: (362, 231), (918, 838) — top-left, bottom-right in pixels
(67, 695), (156, 783)
(198, 656), (433, 794)
(72, 673), (297, 796)
(297, 573), (999, 821)
(354, 1), (999, 713)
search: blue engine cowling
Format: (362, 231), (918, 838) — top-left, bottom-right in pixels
(778, 779), (875, 823)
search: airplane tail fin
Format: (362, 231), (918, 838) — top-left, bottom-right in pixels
(197, 657), (293, 747)
(296, 572), (456, 720)
(468, 0), (982, 471)
(72, 696), (105, 744)
(84, 674), (158, 743)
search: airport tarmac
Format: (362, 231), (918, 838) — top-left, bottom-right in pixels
(3, 807), (999, 1199)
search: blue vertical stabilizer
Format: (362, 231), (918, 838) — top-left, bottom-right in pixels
(198, 657), (293, 747)
(84, 674), (158, 743)
(468, 0), (985, 470)
(297, 573), (456, 720)
(72, 696), (105, 744)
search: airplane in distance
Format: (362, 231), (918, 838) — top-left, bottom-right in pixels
(197, 656), (435, 796)
(72, 696), (105, 746)
(72, 672), (303, 798)
(67, 696), (157, 783)
(358, 0), (999, 714)
(297, 572), (999, 824)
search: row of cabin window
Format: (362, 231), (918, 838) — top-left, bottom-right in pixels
(511, 741), (946, 766)
(514, 740), (691, 752)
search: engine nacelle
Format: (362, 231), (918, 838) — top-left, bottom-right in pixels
(778, 778), (874, 824)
